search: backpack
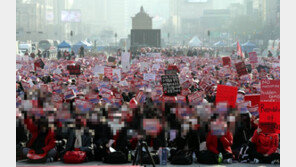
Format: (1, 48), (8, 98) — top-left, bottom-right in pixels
(142, 151), (160, 164)
(63, 151), (87, 163)
(103, 151), (128, 164)
(171, 150), (193, 165)
(198, 150), (218, 164)
(238, 144), (250, 163)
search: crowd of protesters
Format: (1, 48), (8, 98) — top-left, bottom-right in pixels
(16, 46), (280, 165)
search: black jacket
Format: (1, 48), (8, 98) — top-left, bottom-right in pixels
(60, 128), (92, 156)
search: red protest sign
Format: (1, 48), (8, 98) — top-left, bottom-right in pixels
(34, 59), (45, 69)
(244, 94), (260, 106)
(188, 91), (203, 104)
(222, 57), (231, 66)
(216, 85), (238, 108)
(67, 64), (81, 75)
(104, 67), (113, 79)
(259, 102), (280, 134)
(235, 62), (248, 77)
(260, 80), (280, 102)
(249, 52), (258, 64)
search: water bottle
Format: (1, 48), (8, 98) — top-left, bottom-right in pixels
(218, 153), (223, 164)
(128, 151), (131, 162)
(159, 147), (168, 165)
(192, 152), (196, 162)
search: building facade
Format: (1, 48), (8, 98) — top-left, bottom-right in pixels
(132, 6), (152, 29)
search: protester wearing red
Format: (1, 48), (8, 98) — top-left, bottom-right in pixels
(248, 128), (280, 164)
(23, 115), (56, 162)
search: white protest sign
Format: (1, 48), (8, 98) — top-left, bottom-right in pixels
(140, 62), (148, 72)
(143, 73), (156, 81)
(112, 68), (121, 81)
(53, 68), (62, 75)
(16, 64), (22, 70)
(152, 64), (160, 71)
(94, 65), (105, 75)
(121, 52), (130, 72)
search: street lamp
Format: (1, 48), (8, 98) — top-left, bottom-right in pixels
(115, 33), (117, 47)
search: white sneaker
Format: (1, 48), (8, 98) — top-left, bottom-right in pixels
(251, 158), (260, 164)
(271, 159), (280, 164)
(223, 158), (232, 164)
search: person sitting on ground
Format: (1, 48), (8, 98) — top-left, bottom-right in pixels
(60, 116), (93, 162)
(22, 114), (56, 163)
(198, 118), (233, 164)
(248, 127), (280, 164)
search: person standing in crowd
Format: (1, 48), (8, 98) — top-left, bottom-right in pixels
(71, 50), (75, 59)
(79, 46), (85, 58)
(268, 50), (273, 57)
(37, 49), (42, 58)
(57, 50), (62, 60)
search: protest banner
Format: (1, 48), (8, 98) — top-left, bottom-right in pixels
(135, 91), (146, 104)
(216, 85), (238, 108)
(67, 64), (81, 75)
(188, 91), (203, 104)
(161, 74), (181, 96)
(64, 89), (75, 99)
(249, 52), (258, 64)
(181, 80), (191, 90)
(235, 62), (248, 77)
(260, 79), (280, 102)
(259, 102), (280, 134)
(222, 57), (231, 66)
(165, 69), (178, 75)
(75, 99), (92, 113)
(52, 93), (63, 103)
(176, 95), (187, 103)
(244, 94), (260, 106)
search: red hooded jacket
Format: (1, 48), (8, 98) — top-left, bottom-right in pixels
(206, 130), (233, 154)
(24, 118), (56, 153)
(251, 129), (279, 155)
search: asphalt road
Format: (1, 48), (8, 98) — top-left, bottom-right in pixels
(16, 160), (279, 167)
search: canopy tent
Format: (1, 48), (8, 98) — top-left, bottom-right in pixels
(72, 41), (92, 54)
(188, 36), (202, 47)
(242, 41), (257, 53)
(57, 41), (71, 49)
(213, 41), (226, 47)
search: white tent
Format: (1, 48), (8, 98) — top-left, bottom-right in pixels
(188, 36), (202, 47)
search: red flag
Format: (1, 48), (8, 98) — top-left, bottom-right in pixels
(237, 41), (243, 58)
